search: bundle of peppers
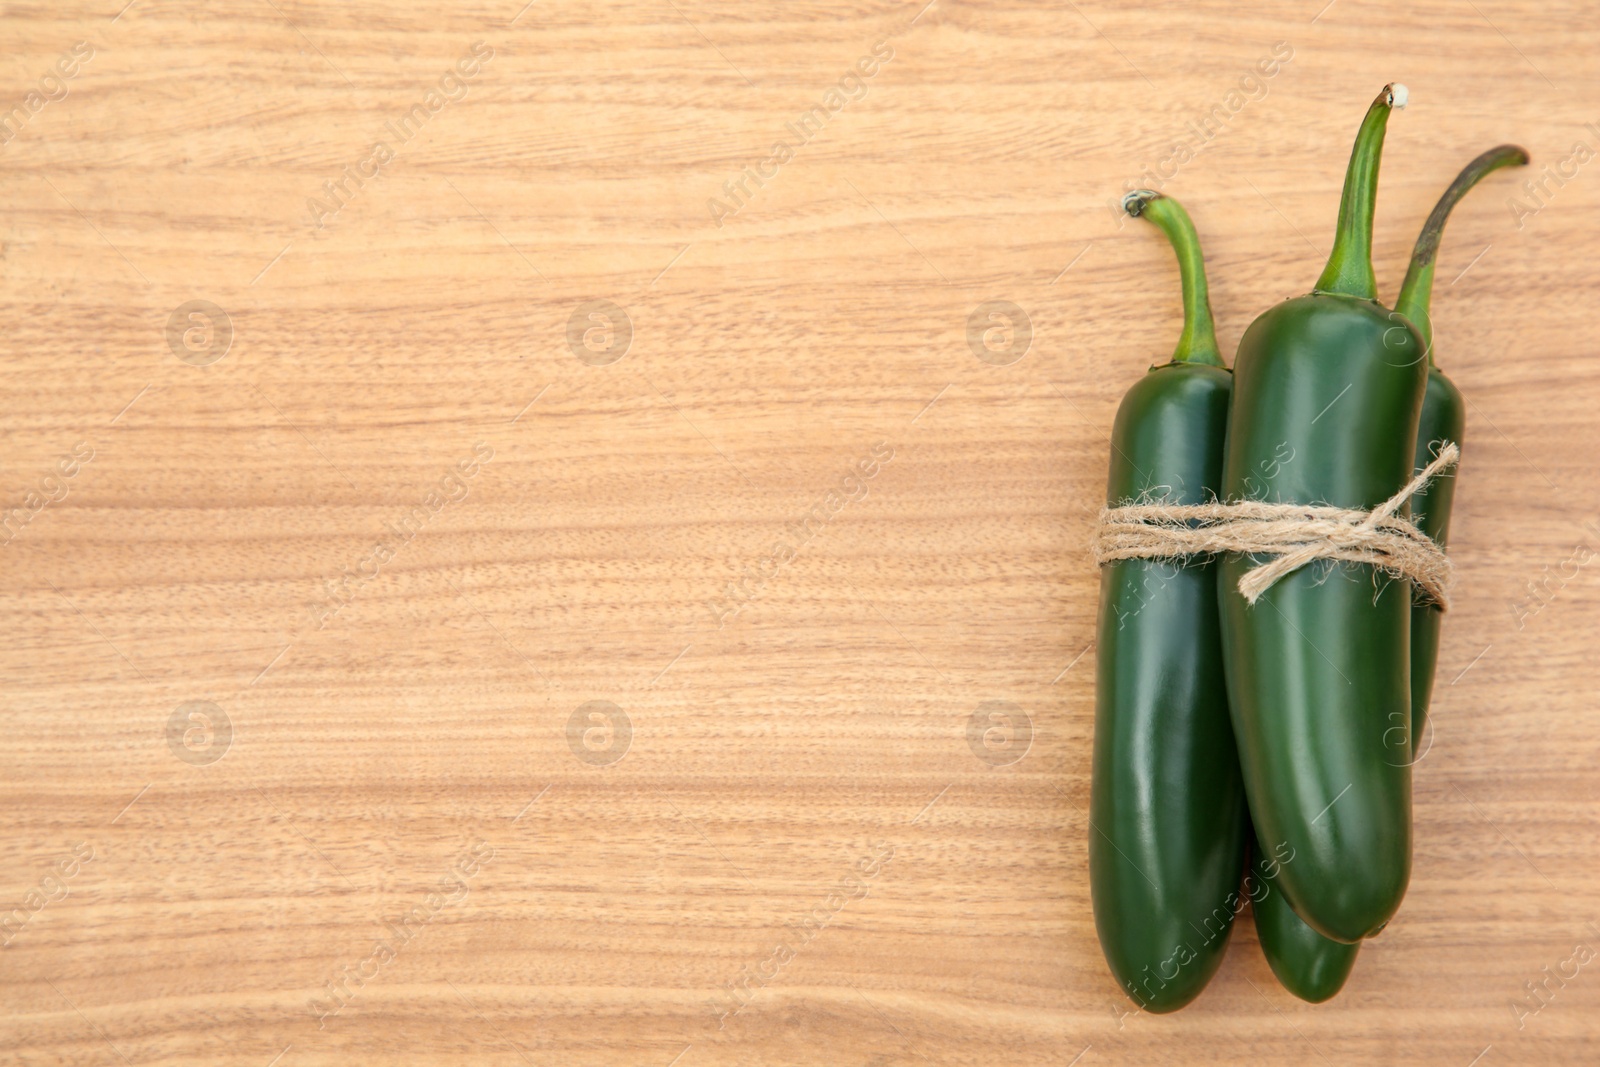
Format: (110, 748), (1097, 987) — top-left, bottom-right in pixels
(1090, 84), (1527, 1008)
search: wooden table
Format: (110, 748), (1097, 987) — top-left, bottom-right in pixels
(3, 2), (1596, 1063)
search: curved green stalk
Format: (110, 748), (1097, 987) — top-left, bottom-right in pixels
(1395, 144), (1529, 357)
(1123, 190), (1223, 367)
(1314, 84), (1407, 299)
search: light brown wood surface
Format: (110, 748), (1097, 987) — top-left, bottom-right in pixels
(3, 1), (1598, 1064)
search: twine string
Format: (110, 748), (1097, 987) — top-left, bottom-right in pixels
(1092, 443), (1460, 608)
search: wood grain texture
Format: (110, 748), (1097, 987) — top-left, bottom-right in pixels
(2, 1), (1598, 1063)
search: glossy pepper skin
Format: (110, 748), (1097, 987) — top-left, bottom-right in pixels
(1091, 191), (1246, 1012)
(1218, 85), (1423, 944)
(1394, 145), (1530, 749)
(1251, 833), (1360, 1001)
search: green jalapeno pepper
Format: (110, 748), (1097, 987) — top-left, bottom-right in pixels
(1218, 85), (1422, 944)
(1394, 144), (1529, 749)
(1252, 144), (1529, 996)
(1090, 191), (1246, 1012)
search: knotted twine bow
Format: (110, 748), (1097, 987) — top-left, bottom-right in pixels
(1092, 443), (1460, 609)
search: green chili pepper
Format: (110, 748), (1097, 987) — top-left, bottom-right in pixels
(1218, 84), (1422, 944)
(1394, 144), (1529, 751)
(1251, 833), (1360, 1001)
(1091, 191), (1246, 1012)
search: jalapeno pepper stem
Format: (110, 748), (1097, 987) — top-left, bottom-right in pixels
(1395, 144), (1529, 358)
(1314, 84), (1407, 300)
(1123, 190), (1224, 367)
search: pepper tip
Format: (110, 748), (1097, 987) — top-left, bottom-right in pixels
(1386, 83), (1409, 109)
(1123, 189), (1161, 217)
